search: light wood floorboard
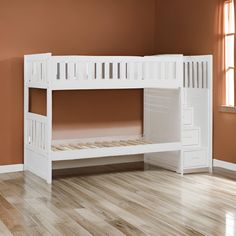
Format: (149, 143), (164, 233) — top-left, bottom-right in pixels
(0, 168), (235, 235)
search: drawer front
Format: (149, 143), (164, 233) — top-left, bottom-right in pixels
(183, 108), (193, 126)
(182, 129), (200, 146)
(184, 150), (207, 168)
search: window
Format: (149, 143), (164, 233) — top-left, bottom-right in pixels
(224, 0), (235, 106)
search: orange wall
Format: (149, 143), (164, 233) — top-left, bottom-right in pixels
(0, 0), (156, 165)
(52, 90), (143, 140)
(155, 0), (236, 164)
(2, 0), (236, 166)
(29, 89), (143, 141)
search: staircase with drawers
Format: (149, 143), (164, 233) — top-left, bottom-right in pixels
(144, 55), (212, 174)
(182, 105), (208, 172)
(181, 82), (212, 173)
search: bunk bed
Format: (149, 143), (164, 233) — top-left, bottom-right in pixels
(24, 53), (212, 183)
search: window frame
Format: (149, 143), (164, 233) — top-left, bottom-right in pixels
(224, 0), (235, 106)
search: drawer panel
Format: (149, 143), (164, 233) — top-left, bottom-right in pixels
(183, 108), (193, 126)
(182, 128), (200, 146)
(183, 149), (207, 168)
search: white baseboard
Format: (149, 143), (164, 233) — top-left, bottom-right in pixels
(213, 159), (236, 172)
(0, 164), (24, 174)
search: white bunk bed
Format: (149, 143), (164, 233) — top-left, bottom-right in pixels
(24, 53), (212, 183)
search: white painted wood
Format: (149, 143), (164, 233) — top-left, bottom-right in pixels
(207, 55), (213, 172)
(189, 62), (193, 88)
(25, 54), (184, 89)
(52, 142), (182, 161)
(60, 62), (66, 80)
(52, 135), (142, 145)
(96, 62), (102, 80)
(198, 61), (203, 88)
(24, 149), (51, 183)
(120, 62), (126, 80)
(46, 58), (53, 184)
(24, 53), (51, 87)
(24, 53), (213, 183)
(182, 127), (200, 146)
(51, 80), (181, 90)
(193, 61), (197, 88)
(25, 113), (48, 153)
(144, 88), (181, 143)
(181, 55), (213, 173)
(104, 62), (109, 80)
(137, 62), (143, 80)
(53, 155), (143, 170)
(144, 152), (181, 172)
(86, 62), (92, 80)
(203, 61), (208, 89)
(24, 57), (29, 172)
(113, 63), (118, 80)
(184, 62), (188, 88)
(180, 87), (184, 175)
(183, 149), (208, 168)
(183, 107), (194, 126)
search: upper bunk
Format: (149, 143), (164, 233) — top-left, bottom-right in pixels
(24, 53), (184, 90)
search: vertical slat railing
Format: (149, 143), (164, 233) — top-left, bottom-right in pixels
(25, 113), (48, 154)
(198, 62), (203, 88)
(51, 56), (145, 83)
(96, 62), (102, 80)
(104, 62), (109, 80)
(24, 53), (51, 86)
(183, 56), (212, 89)
(50, 55), (184, 88)
(120, 62), (126, 80)
(113, 62), (118, 80)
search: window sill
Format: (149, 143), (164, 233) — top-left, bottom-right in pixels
(219, 105), (236, 113)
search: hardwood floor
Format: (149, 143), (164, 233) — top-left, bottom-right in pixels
(0, 167), (236, 235)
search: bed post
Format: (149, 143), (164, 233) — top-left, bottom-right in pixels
(24, 56), (29, 172)
(180, 57), (184, 176)
(180, 87), (184, 176)
(208, 55), (213, 174)
(46, 59), (53, 184)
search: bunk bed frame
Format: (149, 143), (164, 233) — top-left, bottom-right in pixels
(24, 53), (212, 184)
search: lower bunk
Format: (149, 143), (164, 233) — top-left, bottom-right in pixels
(51, 138), (181, 161)
(25, 87), (182, 183)
(24, 139), (182, 184)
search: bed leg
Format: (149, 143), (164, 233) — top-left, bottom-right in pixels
(46, 177), (52, 184)
(180, 150), (184, 176)
(46, 160), (52, 184)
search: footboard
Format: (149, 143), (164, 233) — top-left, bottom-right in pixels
(25, 112), (48, 155)
(24, 53), (51, 88)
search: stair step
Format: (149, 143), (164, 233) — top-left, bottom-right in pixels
(183, 148), (208, 169)
(183, 107), (194, 126)
(182, 127), (200, 147)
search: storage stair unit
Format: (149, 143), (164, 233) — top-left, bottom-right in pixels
(182, 56), (212, 172)
(145, 55), (212, 173)
(24, 53), (212, 183)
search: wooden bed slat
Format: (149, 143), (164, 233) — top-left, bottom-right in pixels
(51, 139), (153, 152)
